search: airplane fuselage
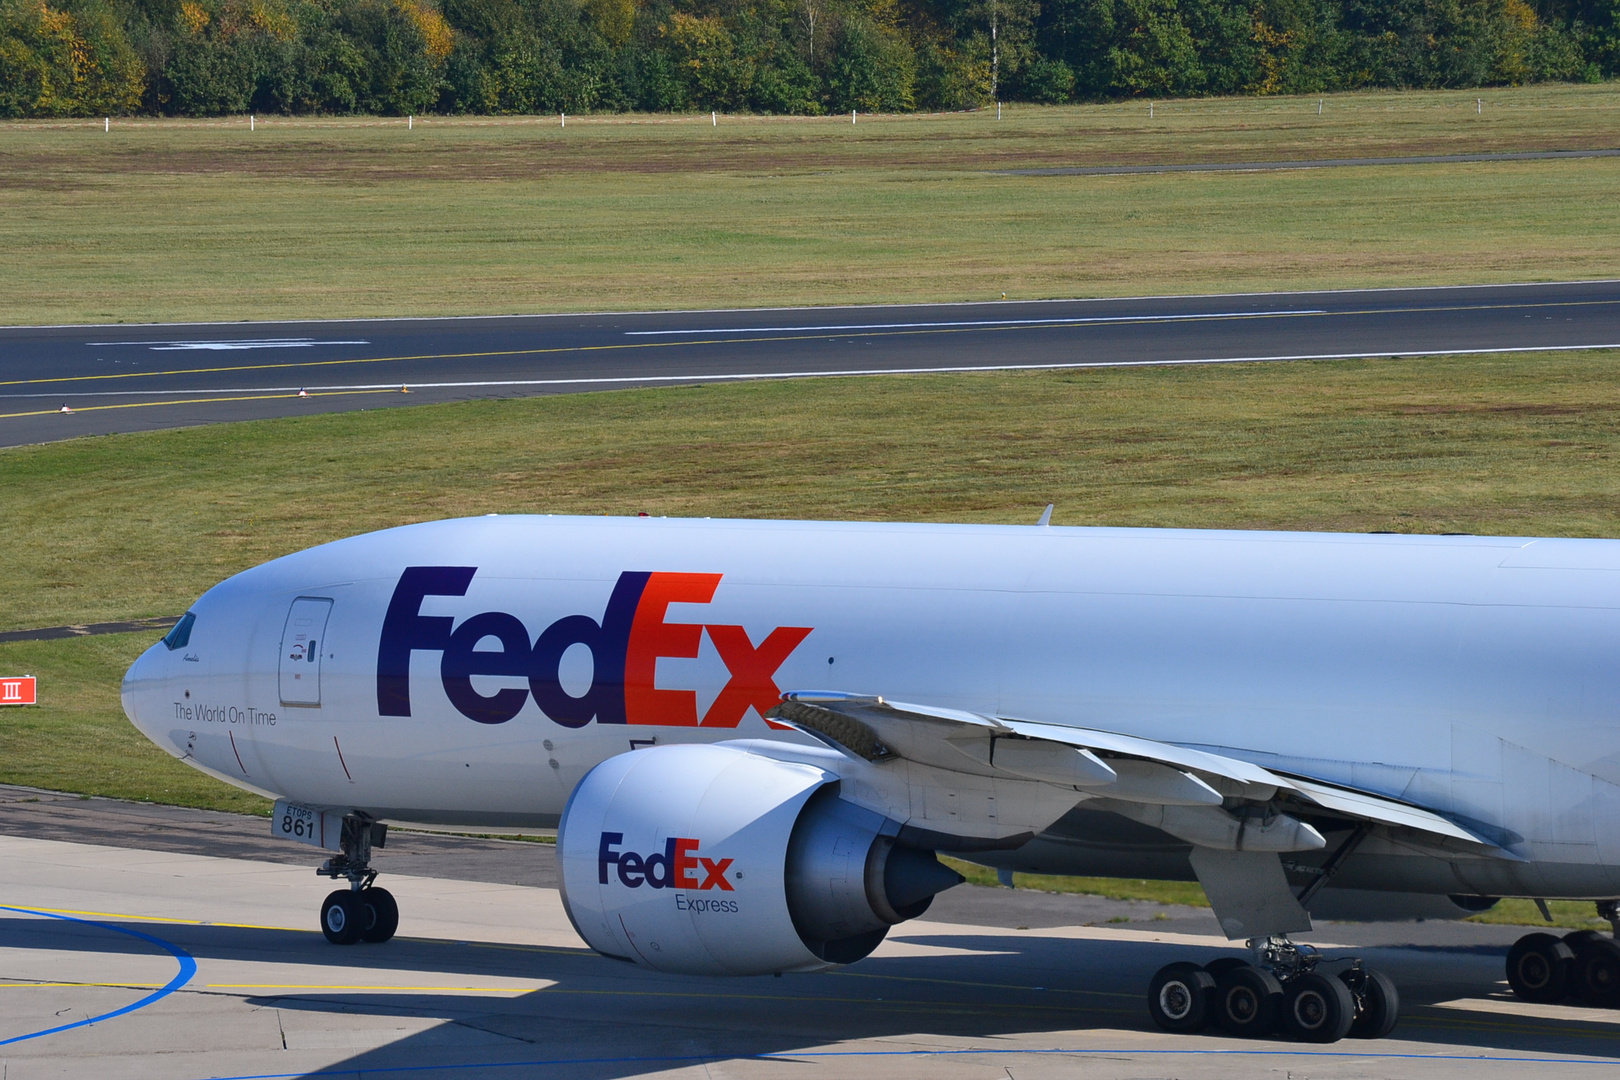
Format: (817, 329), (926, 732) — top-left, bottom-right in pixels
(122, 515), (1620, 901)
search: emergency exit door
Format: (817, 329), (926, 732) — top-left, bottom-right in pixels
(279, 597), (332, 706)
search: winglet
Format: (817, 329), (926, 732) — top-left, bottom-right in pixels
(1036, 504), (1054, 527)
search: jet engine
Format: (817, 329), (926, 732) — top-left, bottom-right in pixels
(557, 742), (964, 975)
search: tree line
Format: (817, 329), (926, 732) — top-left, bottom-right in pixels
(2, 0), (1616, 118)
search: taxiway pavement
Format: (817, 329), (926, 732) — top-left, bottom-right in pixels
(4, 280), (1619, 448)
(2, 786), (1618, 1079)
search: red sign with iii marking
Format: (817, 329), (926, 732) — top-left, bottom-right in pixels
(1, 676), (37, 705)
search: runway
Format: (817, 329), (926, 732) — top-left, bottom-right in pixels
(3, 280), (1619, 449)
(4, 787), (1620, 1079)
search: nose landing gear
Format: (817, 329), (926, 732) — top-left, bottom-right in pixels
(316, 814), (398, 945)
(1148, 936), (1400, 1042)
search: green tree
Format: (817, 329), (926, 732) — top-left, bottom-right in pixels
(825, 13), (914, 109)
(0, 0), (144, 115)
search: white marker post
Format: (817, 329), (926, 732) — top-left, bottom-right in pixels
(852, 110), (856, 124)
(561, 112), (565, 127)
(409, 115), (413, 129)
(1477, 98), (1482, 114)
(250, 114), (255, 131)
(712, 111), (716, 126)
(104, 117), (109, 132)
(997, 102), (1002, 120)
(1317, 99), (1322, 115)
(1149, 102), (1153, 118)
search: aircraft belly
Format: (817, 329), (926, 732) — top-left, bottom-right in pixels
(971, 831), (1620, 901)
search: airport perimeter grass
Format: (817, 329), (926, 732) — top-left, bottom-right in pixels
(5, 348), (1620, 920)
(2, 83), (1619, 323)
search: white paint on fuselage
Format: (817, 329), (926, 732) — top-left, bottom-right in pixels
(121, 516), (1620, 894)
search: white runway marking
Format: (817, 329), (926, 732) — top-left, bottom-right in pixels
(623, 310), (1327, 335)
(84, 339), (371, 351)
(9, 341), (1617, 402)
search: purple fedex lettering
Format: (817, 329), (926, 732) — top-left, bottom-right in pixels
(376, 566), (477, 716)
(527, 572), (648, 728)
(441, 611), (531, 725)
(377, 568), (651, 725)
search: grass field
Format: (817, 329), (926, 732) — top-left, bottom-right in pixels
(2, 83), (1618, 324)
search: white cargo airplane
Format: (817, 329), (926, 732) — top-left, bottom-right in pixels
(122, 514), (1620, 1043)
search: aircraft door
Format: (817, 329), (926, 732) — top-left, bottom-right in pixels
(279, 597), (333, 707)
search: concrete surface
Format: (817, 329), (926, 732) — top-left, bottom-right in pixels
(3, 789), (1619, 1079)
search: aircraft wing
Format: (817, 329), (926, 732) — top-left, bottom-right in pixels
(767, 691), (1505, 854)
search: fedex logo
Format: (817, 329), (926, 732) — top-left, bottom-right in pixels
(376, 568), (811, 728)
(597, 832), (734, 890)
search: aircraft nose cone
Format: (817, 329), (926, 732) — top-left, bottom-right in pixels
(122, 642), (180, 756)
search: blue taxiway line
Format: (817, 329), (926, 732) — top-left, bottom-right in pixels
(0, 904), (198, 1047)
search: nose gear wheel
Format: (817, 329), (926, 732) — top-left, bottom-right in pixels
(313, 813), (399, 945)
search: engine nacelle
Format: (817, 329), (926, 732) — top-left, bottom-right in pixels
(557, 742), (963, 975)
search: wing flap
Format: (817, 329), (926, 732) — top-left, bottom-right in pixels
(772, 690), (1514, 857)
(1282, 774), (1497, 848)
(996, 717), (1294, 791)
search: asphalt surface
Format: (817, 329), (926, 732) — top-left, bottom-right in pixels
(6, 783), (1616, 1080)
(4, 280), (1619, 448)
(0, 616), (177, 644)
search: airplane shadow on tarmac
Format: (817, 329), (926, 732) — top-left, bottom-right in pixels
(4, 915), (1618, 1077)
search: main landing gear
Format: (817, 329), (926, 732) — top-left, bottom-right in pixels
(316, 814), (398, 946)
(1507, 901), (1620, 1006)
(1149, 937), (1400, 1042)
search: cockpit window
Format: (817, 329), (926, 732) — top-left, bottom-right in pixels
(163, 612), (196, 651)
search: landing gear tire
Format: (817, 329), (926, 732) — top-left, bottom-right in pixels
(1570, 934), (1620, 1006)
(1213, 963), (1283, 1038)
(1148, 962), (1215, 1032)
(359, 887), (399, 944)
(1283, 971), (1354, 1043)
(1344, 967), (1400, 1039)
(312, 814), (393, 947)
(1564, 929), (1604, 951)
(1506, 932), (1574, 1003)
(321, 889), (364, 945)
(1204, 957), (1248, 981)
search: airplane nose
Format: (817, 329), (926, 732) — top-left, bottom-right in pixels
(122, 642), (181, 757)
